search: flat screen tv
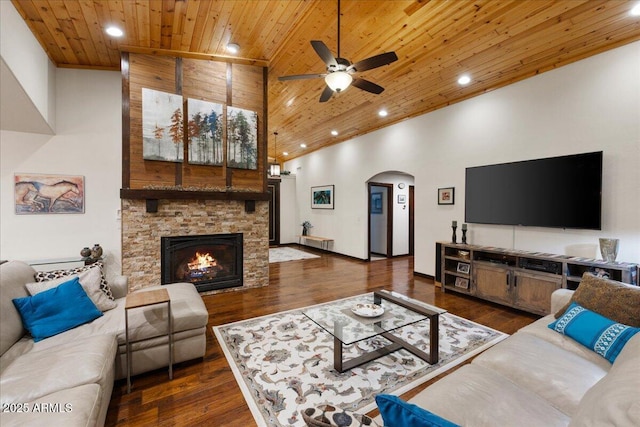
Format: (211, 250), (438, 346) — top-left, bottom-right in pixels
(465, 151), (602, 230)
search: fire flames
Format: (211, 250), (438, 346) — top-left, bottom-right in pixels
(188, 252), (217, 271)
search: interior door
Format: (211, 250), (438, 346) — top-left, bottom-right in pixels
(409, 185), (414, 256)
(368, 182), (393, 259)
(268, 180), (280, 246)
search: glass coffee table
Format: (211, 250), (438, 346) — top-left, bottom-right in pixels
(303, 290), (447, 372)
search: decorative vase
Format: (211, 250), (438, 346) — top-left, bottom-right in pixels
(302, 227), (308, 236)
(80, 247), (92, 258)
(599, 238), (619, 263)
(91, 243), (103, 259)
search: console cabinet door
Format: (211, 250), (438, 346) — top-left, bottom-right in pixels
(474, 263), (512, 305)
(513, 271), (562, 315)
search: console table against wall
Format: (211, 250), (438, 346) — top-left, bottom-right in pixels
(439, 242), (638, 316)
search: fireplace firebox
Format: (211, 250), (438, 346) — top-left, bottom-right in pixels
(161, 233), (243, 292)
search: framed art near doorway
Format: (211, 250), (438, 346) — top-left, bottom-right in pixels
(311, 185), (334, 209)
(438, 187), (455, 205)
(371, 192), (383, 214)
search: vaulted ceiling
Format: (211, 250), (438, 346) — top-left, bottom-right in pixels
(11, 0), (640, 162)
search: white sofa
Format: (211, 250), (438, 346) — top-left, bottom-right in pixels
(0, 260), (209, 427)
(379, 287), (640, 426)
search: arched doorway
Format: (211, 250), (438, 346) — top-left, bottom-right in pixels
(366, 172), (415, 261)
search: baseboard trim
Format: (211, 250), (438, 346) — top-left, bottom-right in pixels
(413, 271), (435, 281)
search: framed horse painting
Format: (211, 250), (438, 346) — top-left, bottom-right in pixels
(14, 173), (85, 214)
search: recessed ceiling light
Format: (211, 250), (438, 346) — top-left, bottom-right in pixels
(458, 75), (471, 85)
(300, 143), (307, 148)
(378, 109), (388, 117)
(331, 130), (338, 136)
(631, 3), (640, 16)
(105, 26), (123, 37)
(283, 152), (289, 156)
(226, 43), (240, 54)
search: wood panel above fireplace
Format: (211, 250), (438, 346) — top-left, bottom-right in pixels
(121, 52), (268, 199)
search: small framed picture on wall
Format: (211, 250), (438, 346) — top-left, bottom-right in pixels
(438, 187), (455, 205)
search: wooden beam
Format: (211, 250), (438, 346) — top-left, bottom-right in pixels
(119, 45), (269, 67)
(120, 189), (270, 201)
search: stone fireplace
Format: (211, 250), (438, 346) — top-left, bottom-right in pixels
(161, 233), (243, 292)
(121, 198), (269, 294)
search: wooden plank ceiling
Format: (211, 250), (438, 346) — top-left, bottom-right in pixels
(12, 0), (640, 162)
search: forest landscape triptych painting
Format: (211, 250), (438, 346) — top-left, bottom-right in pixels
(142, 88), (258, 170)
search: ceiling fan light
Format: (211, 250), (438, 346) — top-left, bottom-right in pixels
(325, 71), (352, 92)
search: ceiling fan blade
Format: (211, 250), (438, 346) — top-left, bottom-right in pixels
(352, 78), (385, 94)
(319, 85), (334, 102)
(311, 40), (338, 67)
(348, 51), (398, 72)
(278, 73), (326, 81)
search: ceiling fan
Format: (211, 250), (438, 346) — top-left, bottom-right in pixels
(278, 0), (398, 102)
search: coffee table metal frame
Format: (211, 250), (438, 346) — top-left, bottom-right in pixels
(304, 290), (445, 373)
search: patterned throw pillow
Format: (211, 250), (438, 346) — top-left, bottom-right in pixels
(34, 261), (114, 300)
(549, 302), (640, 363)
(302, 405), (379, 427)
(554, 273), (640, 327)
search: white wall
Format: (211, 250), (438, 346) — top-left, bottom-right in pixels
(285, 41), (640, 275)
(279, 175), (298, 243)
(0, 68), (122, 278)
(0, 1), (56, 132)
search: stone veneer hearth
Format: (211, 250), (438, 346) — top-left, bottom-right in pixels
(121, 198), (269, 294)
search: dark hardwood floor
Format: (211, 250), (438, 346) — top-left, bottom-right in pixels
(106, 249), (538, 426)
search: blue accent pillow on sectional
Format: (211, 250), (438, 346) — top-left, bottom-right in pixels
(12, 277), (103, 342)
(376, 394), (460, 427)
(549, 302), (640, 363)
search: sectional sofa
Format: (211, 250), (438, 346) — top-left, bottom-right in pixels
(375, 273), (640, 427)
(0, 260), (209, 427)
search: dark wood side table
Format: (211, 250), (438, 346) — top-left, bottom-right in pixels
(125, 288), (173, 393)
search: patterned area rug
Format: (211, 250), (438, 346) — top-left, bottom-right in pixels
(269, 247), (320, 263)
(213, 293), (508, 427)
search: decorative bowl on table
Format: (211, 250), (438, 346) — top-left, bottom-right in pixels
(351, 303), (384, 318)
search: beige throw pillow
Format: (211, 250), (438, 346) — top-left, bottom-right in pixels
(34, 261), (114, 300)
(26, 267), (117, 312)
(554, 272), (640, 327)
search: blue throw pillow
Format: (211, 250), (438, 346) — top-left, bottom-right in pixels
(548, 302), (640, 363)
(375, 394), (460, 427)
(13, 277), (103, 342)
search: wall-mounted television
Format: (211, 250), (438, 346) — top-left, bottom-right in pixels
(465, 151), (602, 230)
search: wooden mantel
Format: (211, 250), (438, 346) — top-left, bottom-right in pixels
(120, 188), (270, 201)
